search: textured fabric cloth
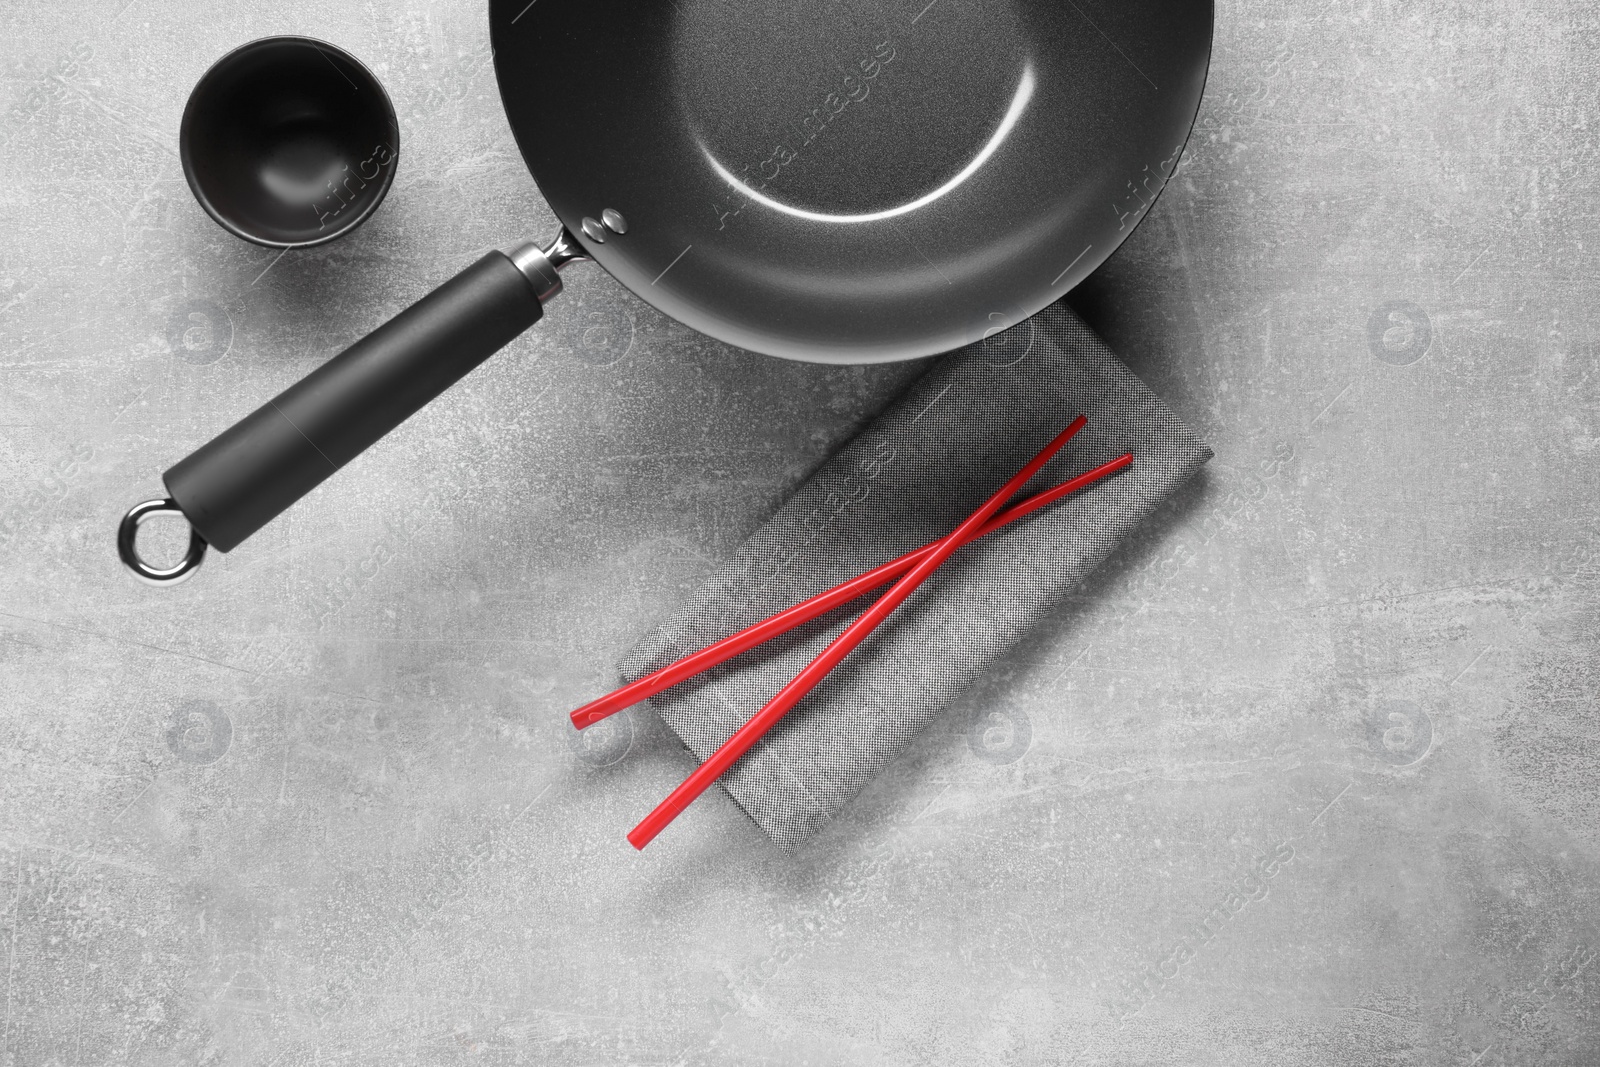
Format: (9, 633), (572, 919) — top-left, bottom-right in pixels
(619, 302), (1212, 850)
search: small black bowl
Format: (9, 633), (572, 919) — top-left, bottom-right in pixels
(180, 36), (399, 248)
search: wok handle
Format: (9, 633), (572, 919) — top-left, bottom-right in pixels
(162, 247), (556, 554)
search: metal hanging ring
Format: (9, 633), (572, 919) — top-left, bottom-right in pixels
(117, 498), (207, 586)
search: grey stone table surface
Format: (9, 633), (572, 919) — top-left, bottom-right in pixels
(2, 0), (1597, 1064)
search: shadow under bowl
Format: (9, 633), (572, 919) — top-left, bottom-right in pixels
(180, 36), (399, 248)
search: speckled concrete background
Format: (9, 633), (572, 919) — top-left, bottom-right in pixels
(2, 0), (1598, 1064)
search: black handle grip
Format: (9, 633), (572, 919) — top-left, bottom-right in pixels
(164, 250), (543, 552)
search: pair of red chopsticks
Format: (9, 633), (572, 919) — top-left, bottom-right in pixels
(570, 414), (1132, 849)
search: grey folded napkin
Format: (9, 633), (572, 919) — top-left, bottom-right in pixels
(619, 302), (1211, 850)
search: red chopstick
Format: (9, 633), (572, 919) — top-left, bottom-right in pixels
(627, 415), (1091, 849)
(572, 450), (1133, 730)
